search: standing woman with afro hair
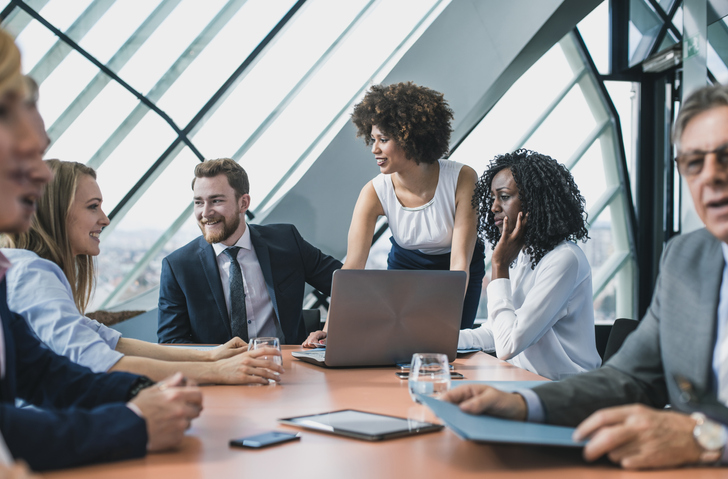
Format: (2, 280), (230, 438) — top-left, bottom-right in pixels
(458, 149), (601, 380)
(303, 82), (485, 347)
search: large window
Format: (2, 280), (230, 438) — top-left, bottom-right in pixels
(4, 0), (449, 310)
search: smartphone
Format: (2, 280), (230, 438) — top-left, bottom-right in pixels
(229, 431), (301, 449)
(396, 362), (454, 371)
(395, 371), (464, 380)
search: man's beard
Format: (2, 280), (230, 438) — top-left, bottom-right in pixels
(199, 211), (241, 244)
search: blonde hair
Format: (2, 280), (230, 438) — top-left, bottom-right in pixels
(4, 160), (98, 313)
(0, 28), (25, 102)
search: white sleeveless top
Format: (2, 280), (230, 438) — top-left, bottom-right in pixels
(372, 159), (462, 255)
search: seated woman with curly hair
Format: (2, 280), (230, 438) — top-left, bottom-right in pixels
(458, 149), (601, 380)
(303, 82), (485, 346)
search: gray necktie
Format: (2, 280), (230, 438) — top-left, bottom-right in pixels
(223, 247), (248, 342)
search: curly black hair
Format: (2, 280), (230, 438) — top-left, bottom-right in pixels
(351, 81), (453, 164)
(473, 149), (589, 268)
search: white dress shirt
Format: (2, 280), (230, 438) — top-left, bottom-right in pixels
(212, 224), (280, 340)
(458, 241), (602, 380)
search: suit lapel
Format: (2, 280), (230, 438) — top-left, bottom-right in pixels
(249, 226), (281, 323)
(197, 237), (232, 336)
(0, 280), (16, 402)
(695, 235), (723, 389)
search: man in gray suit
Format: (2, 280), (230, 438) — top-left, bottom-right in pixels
(443, 84), (728, 469)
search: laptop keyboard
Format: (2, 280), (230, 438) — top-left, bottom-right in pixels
(307, 351), (326, 361)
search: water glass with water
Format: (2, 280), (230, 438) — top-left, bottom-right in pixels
(249, 336), (282, 384)
(408, 353), (451, 403)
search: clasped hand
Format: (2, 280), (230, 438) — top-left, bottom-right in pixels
(130, 372), (203, 452)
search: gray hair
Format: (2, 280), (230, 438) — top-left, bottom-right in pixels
(673, 84), (728, 150)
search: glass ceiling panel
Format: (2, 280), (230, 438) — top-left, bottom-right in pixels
(629, 0), (663, 66)
(45, 78), (139, 164)
(116, 0), (227, 96)
(449, 43), (573, 172)
(94, 111), (178, 212)
(570, 141), (610, 220)
(35, 49), (98, 127)
(156, 0), (297, 127)
(579, 209), (614, 273)
(657, 28), (678, 52)
(594, 275), (617, 323)
(241, 0), (439, 210)
(523, 86), (597, 165)
(657, 0), (676, 13)
(106, 145), (199, 235)
(190, 0), (368, 157)
(37, 0), (92, 33)
(577, 1), (609, 74)
(672, 5), (683, 35)
(10, 11), (57, 72)
(76, 0), (162, 65)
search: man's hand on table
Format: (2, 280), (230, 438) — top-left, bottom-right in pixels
(441, 384), (527, 420)
(574, 404), (705, 469)
(444, 384), (709, 470)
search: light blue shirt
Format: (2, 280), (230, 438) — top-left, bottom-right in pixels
(1, 249), (123, 373)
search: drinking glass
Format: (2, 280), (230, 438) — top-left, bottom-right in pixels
(249, 337), (282, 384)
(408, 353), (451, 403)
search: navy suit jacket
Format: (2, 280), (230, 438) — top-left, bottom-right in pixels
(0, 279), (147, 471)
(157, 223), (342, 345)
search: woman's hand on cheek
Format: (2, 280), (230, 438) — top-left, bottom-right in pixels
(491, 212), (527, 279)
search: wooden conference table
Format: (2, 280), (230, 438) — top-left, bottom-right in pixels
(47, 347), (726, 479)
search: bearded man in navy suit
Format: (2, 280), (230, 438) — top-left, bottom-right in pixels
(158, 158), (341, 345)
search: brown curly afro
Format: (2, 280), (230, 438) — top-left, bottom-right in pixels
(351, 81), (454, 164)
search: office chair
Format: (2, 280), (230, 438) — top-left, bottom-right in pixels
(602, 318), (639, 362)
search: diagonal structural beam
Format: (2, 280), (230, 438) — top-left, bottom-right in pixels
(27, 0), (116, 85)
(46, 0), (182, 145)
(86, 0), (249, 170)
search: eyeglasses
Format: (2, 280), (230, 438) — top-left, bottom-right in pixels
(675, 144), (728, 178)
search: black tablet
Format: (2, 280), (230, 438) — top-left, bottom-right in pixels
(278, 409), (443, 441)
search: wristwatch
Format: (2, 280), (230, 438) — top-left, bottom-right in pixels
(692, 412), (727, 463)
(126, 376), (156, 401)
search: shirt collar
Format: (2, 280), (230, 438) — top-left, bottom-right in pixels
(0, 251), (11, 282)
(212, 223), (252, 257)
(722, 242), (728, 266)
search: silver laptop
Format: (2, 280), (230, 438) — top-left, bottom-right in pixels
(292, 269), (466, 367)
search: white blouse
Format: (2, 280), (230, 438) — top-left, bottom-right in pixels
(372, 159), (461, 255)
(458, 241), (602, 380)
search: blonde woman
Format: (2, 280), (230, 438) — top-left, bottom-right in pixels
(2, 159), (283, 384)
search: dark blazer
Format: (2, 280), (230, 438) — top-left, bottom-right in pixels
(533, 228), (722, 426)
(157, 223), (342, 345)
(0, 279), (147, 471)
